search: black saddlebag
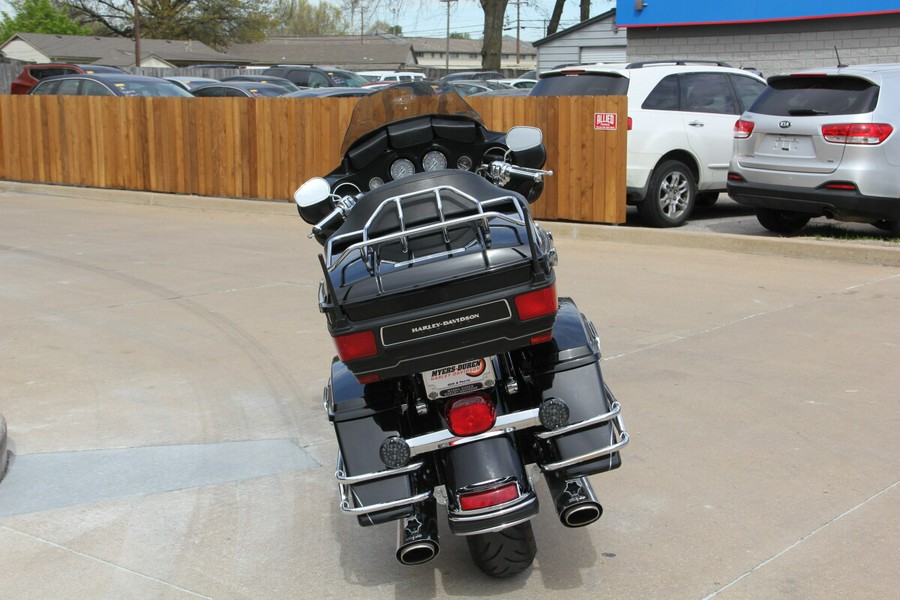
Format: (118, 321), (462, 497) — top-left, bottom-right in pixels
(527, 298), (627, 478)
(327, 360), (424, 526)
(318, 172), (557, 382)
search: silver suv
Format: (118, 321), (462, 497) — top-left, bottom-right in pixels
(531, 60), (766, 227)
(728, 64), (900, 234)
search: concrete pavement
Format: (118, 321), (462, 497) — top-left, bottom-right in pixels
(1, 183), (898, 599)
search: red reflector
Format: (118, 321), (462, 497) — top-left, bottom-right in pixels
(459, 483), (519, 511)
(514, 284), (558, 321)
(446, 394), (496, 436)
(728, 172), (745, 182)
(333, 330), (377, 362)
(530, 331), (553, 345)
(734, 119), (755, 139)
(822, 123), (893, 145)
(356, 373), (382, 384)
(823, 182), (858, 191)
(627, 116), (633, 130)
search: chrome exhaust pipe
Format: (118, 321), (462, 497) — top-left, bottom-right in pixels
(544, 473), (603, 528)
(395, 502), (440, 566)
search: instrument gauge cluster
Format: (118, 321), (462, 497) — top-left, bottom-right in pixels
(389, 158), (415, 181)
(422, 150), (448, 172)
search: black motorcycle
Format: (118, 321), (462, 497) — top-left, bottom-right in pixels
(293, 82), (628, 577)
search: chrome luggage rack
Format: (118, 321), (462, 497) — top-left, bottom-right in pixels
(321, 184), (545, 296)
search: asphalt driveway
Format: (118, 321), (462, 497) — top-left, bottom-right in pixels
(1, 184), (898, 599)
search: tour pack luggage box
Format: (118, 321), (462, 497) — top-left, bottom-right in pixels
(316, 173), (558, 381)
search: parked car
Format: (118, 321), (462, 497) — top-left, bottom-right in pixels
(282, 87), (375, 98)
(221, 75), (302, 93)
(163, 76), (220, 91)
(441, 71), (504, 82)
(191, 82), (288, 97)
(357, 71), (426, 83)
(728, 63), (900, 235)
(468, 88), (531, 97)
(491, 78), (537, 89)
(261, 65), (367, 88)
(446, 80), (513, 96)
(11, 63), (125, 94)
(530, 60), (767, 227)
(29, 74), (194, 97)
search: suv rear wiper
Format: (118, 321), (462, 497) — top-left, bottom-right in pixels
(787, 109), (828, 116)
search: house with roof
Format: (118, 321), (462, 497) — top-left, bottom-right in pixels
(531, 10), (625, 73)
(407, 35), (536, 73)
(0, 32), (249, 68)
(228, 35), (415, 71)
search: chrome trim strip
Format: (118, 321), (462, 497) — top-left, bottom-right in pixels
(448, 494), (538, 523)
(335, 461), (425, 485)
(453, 514), (537, 536)
(406, 408), (543, 457)
(339, 488), (432, 516)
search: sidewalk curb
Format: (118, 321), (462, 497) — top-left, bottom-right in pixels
(3, 181), (899, 267)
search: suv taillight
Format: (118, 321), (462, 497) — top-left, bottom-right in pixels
(734, 119), (755, 139)
(821, 123), (893, 145)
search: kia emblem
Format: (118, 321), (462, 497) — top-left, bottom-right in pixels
(779, 121), (791, 129)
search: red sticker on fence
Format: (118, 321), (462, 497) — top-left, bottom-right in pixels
(594, 113), (617, 130)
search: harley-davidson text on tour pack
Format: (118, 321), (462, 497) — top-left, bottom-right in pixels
(293, 82), (628, 578)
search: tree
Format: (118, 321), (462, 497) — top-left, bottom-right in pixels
(271, 0), (348, 36)
(1, 0), (90, 40)
(58, 0), (276, 50)
(479, 0), (508, 71)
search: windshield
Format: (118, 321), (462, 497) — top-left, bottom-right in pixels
(340, 81), (483, 155)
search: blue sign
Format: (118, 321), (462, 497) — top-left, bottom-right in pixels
(617, 0), (900, 27)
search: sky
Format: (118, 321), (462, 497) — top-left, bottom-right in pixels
(0, 1), (616, 43)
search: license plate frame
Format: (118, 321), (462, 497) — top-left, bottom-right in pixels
(421, 357), (497, 400)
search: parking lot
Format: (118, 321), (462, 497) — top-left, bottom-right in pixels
(0, 185), (898, 599)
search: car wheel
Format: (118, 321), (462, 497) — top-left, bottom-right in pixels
(695, 192), (719, 207)
(637, 160), (696, 227)
(756, 208), (811, 235)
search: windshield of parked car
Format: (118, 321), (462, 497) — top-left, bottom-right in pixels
(112, 79), (195, 97)
(327, 69), (368, 87)
(530, 72), (629, 96)
(749, 75), (879, 116)
(340, 81), (483, 155)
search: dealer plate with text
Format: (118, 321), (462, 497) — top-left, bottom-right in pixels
(422, 357), (497, 399)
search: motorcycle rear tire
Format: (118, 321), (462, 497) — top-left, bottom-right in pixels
(466, 521), (537, 578)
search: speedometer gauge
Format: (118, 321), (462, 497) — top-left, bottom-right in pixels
(422, 150), (448, 171)
(457, 155), (473, 171)
(389, 158), (415, 180)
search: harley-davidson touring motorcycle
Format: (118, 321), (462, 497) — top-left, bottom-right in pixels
(293, 82), (628, 577)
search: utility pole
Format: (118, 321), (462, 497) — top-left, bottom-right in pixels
(440, 0), (456, 74)
(133, 0), (142, 67)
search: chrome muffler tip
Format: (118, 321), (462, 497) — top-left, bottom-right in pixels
(396, 503), (440, 566)
(544, 473), (604, 529)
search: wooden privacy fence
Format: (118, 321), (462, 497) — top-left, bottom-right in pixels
(0, 95), (626, 223)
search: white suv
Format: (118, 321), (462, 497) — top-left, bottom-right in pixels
(530, 61), (766, 227)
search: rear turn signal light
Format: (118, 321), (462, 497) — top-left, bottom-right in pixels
(515, 284), (558, 321)
(333, 330), (378, 362)
(459, 482), (519, 511)
(445, 394), (496, 436)
(734, 119), (755, 139)
(822, 123), (893, 145)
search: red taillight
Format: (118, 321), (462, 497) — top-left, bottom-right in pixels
(823, 182), (858, 191)
(514, 285), (557, 321)
(459, 482), (519, 511)
(356, 373), (382, 384)
(627, 116), (633, 130)
(333, 330), (377, 362)
(821, 123), (893, 145)
(734, 119), (755, 139)
(530, 331), (553, 345)
(445, 394), (496, 436)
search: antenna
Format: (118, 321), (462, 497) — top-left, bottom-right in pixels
(834, 46), (847, 68)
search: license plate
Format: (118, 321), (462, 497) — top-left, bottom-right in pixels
(773, 136), (798, 152)
(421, 357), (496, 400)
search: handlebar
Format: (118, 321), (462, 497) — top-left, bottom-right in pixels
(486, 161), (553, 187)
